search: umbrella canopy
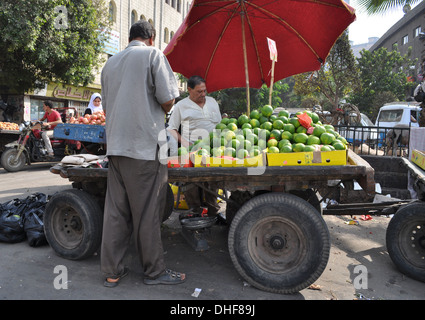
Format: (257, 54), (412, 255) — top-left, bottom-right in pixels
(164, 0), (356, 94)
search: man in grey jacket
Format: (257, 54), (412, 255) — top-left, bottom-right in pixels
(100, 20), (185, 287)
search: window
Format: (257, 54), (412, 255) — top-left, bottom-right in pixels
(414, 26), (422, 37)
(377, 109), (403, 122)
(109, 1), (116, 23)
(165, 0), (170, 4)
(164, 28), (169, 43)
(140, 15), (146, 21)
(402, 35), (409, 45)
(131, 10), (137, 26)
(30, 99), (65, 121)
(177, 0), (181, 12)
(411, 110), (419, 122)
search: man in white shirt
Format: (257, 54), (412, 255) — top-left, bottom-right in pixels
(168, 75), (221, 148)
(168, 76), (222, 216)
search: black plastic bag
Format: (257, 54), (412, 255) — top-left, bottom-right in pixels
(0, 200), (26, 243)
(0, 193), (48, 246)
(22, 193), (48, 247)
(23, 193), (47, 210)
(24, 207), (47, 247)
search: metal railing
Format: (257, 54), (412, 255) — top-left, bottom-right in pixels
(334, 125), (411, 157)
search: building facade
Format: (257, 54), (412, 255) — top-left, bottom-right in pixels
(108, 0), (190, 53)
(350, 37), (378, 58)
(99, 0), (191, 89)
(369, 2), (425, 82)
(9, 0), (190, 124)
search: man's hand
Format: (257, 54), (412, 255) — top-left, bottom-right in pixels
(161, 99), (175, 113)
(168, 128), (192, 149)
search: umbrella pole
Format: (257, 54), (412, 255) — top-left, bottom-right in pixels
(268, 58), (275, 106)
(241, 12), (250, 115)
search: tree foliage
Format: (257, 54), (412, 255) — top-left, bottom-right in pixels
(0, 0), (110, 95)
(293, 32), (361, 111)
(208, 83), (289, 117)
(349, 46), (417, 119)
(356, 0), (421, 14)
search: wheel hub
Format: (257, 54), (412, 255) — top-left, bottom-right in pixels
(69, 216), (82, 231)
(248, 216), (307, 274)
(52, 207), (83, 249)
(410, 225), (425, 249)
(269, 235), (286, 250)
(419, 236), (425, 249)
(400, 222), (425, 267)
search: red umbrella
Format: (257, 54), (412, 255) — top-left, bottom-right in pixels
(164, 0), (356, 110)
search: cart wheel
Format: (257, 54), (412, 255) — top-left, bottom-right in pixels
(44, 189), (103, 260)
(386, 201), (425, 282)
(1, 148), (26, 172)
(228, 192), (330, 294)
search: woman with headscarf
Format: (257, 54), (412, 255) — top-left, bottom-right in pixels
(84, 93), (103, 115)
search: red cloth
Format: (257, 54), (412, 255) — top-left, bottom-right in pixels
(297, 113), (312, 129)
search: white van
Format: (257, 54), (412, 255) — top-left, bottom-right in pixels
(375, 102), (421, 128)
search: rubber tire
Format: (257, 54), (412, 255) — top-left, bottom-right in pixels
(386, 201), (425, 282)
(1, 148), (26, 172)
(228, 192), (330, 294)
(44, 189), (103, 260)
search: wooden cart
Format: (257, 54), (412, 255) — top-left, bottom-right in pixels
(46, 150), (424, 294)
(0, 129), (20, 156)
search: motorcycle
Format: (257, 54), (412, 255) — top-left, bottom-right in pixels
(1, 121), (81, 172)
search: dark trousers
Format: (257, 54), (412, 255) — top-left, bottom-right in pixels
(184, 182), (220, 215)
(101, 156), (167, 279)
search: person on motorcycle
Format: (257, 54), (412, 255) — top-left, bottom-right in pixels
(38, 100), (62, 157)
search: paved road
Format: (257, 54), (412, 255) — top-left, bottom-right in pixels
(0, 162), (424, 305)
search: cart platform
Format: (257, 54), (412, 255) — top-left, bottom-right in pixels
(0, 129), (20, 154)
(53, 123), (106, 143)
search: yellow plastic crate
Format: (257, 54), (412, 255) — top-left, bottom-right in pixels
(411, 149), (425, 170)
(170, 184), (223, 210)
(192, 154), (234, 167)
(267, 150), (347, 166)
(192, 152), (266, 168)
(170, 184), (189, 209)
